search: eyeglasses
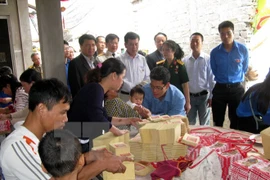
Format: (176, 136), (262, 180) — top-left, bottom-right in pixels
(150, 84), (166, 91)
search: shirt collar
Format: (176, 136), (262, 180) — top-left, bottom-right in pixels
(218, 41), (237, 51)
(124, 51), (139, 59)
(188, 52), (205, 60)
(106, 51), (114, 56)
(82, 53), (94, 62)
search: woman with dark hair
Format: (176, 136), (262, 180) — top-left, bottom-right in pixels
(237, 75), (270, 133)
(67, 58), (141, 150)
(160, 40), (191, 114)
(0, 74), (28, 114)
(0, 69), (42, 127)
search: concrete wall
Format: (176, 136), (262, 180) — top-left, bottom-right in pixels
(0, 0), (32, 77)
(133, 0), (256, 55)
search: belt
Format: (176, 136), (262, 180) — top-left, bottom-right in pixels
(120, 91), (129, 95)
(190, 90), (208, 97)
(216, 82), (241, 88)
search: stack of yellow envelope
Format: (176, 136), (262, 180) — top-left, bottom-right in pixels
(129, 134), (142, 161)
(109, 142), (130, 156)
(156, 143), (188, 161)
(181, 133), (200, 147)
(93, 131), (130, 149)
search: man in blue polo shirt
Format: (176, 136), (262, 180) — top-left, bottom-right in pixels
(142, 66), (186, 116)
(210, 20), (249, 129)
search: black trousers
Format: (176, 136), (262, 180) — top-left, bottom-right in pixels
(212, 83), (245, 129)
(238, 116), (270, 134)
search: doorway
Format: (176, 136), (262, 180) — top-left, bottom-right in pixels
(0, 19), (13, 70)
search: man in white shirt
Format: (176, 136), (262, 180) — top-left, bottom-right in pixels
(95, 36), (106, 56)
(183, 32), (215, 125)
(0, 79), (130, 180)
(97, 33), (119, 62)
(117, 32), (150, 101)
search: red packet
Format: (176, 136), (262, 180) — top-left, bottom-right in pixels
(209, 141), (230, 153)
(0, 120), (11, 135)
(187, 146), (201, 161)
(230, 156), (269, 180)
(190, 127), (221, 146)
(218, 149), (245, 180)
(249, 162), (270, 180)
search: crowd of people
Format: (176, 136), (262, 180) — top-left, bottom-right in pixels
(0, 20), (269, 179)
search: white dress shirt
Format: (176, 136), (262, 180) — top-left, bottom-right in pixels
(183, 52), (215, 98)
(97, 50), (118, 62)
(117, 51), (150, 92)
(82, 54), (95, 68)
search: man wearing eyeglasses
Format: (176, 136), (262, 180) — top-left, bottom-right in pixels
(97, 34), (119, 62)
(210, 21), (249, 130)
(142, 66), (186, 116)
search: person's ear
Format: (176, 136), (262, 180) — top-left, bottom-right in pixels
(111, 72), (117, 80)
(37, 103), (47, 116)
(165, 82), (170, 89)
(41, 164), (48, 174)
(77, 154), (85, 169)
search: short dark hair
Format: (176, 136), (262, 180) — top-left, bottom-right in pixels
(105, 33), (119, 43)
(130, 85), (145, 97)
(154, 32), (167, 41)
(38, 129), (82, 178)
(218, 20), (234, 32)
(78, 34), (96, 46)
(163, 40), (184, 60)
(31, 53), (39, 59)
(86, 58), (126, 83)
(0, 66), (12, 76)
(19, 69), (42, 83)
(64, 40), (69, 45)
(0, 74), (21, 101)
(150, 66), (171, 85)
(28, 78), (72, 111)
(96, 36), (105, 42)
(190, 32), (204, 42)
(124, 32), (140, 43)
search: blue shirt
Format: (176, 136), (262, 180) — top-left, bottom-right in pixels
(0, 92), (11, 108)
(236, 93), (270, 125)
(210, 41), (249, 83)
(142, 84), (186, 116)
(65, 58), (71, 91)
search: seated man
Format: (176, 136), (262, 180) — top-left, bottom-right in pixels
(142, 66), (186, 116)
(0, 78), (129, 180)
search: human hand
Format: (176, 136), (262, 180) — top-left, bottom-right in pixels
(0, 98), (11, 104)
(185, 103), (191, 114)
(104, 155), (128, 173)
(111, 127), (129, 136)
(128, 117), (142, 127)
